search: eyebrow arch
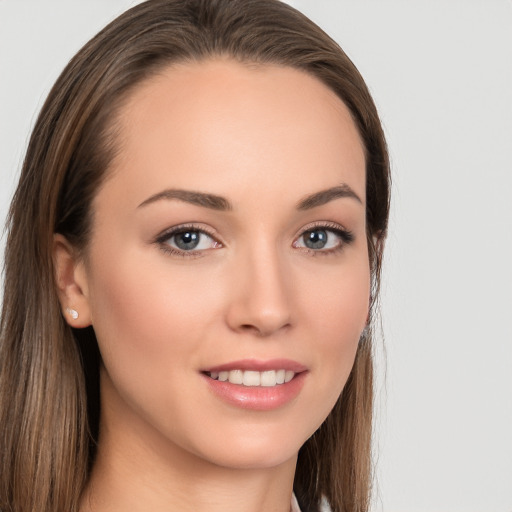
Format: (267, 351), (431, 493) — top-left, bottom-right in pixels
(297, 184), (362, 210)
(138, 189), (232, 211)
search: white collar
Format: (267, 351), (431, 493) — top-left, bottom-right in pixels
(291, 493), (302, 512)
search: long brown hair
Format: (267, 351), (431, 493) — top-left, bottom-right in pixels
(0, 1), (390, 511)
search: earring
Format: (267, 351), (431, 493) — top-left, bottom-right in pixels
(66, 308), (79, 320)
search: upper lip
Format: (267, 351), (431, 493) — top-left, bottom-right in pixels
(203, 358), (307, 373)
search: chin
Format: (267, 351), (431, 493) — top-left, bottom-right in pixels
(182, 421), (315, 471)
(207, 446), (299, 471)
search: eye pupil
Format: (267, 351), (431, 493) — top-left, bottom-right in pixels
(304, 229), (328, 249)
(174, 231), (200, 250)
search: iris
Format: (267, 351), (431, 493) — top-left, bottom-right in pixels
(304, 229), (328, 249)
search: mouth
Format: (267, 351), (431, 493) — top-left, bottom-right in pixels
(201, 360), (308, 410)
(201, 359), (307, 398)
(204, 369), (296, 387)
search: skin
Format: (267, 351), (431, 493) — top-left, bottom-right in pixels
(54, 59), (369, 512)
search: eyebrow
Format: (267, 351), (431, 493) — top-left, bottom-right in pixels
(138, 189), (232, 211)
(296, 184), (362, 210)
(138, 183), (362, 212)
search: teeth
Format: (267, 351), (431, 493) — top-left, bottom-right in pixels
(208, 369), (296, 387)
(260, 370), (276, 387)
(243, 370), (260, 386)
(228, 369), (243, 384)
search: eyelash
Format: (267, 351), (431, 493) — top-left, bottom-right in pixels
(154, 223), (220, 258)
(154, 221), (354, 258)
(293, 221), (354, 257)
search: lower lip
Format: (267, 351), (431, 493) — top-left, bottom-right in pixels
(202, 372), (307, 411)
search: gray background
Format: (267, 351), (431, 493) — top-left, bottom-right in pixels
(1, 1), (511, 511)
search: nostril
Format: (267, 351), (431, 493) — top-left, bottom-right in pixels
(239, 320), (291, 337)
(240, 323), (265, 336)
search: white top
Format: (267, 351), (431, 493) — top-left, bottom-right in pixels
(291, 493), (302, 512)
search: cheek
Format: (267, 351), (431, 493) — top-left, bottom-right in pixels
(86, 249), (221, 370)
(302, 254), (370, 406)
(304, 251), (370, 336)
(85, 250), (226, 438)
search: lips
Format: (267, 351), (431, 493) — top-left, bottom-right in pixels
(201, 359), (307, 410)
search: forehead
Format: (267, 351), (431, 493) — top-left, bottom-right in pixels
(104, 59), (366, 208)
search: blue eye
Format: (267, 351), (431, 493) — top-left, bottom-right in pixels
(157, 226), (221, 255)
(303, 229), (330, 249)
(294, 225), (354, 252)
(172, 230), (202, 250)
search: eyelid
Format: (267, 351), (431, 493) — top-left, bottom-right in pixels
(296, 220), (350, 234)
(293, 220), (354, 253)
(154, 223), (223, 257)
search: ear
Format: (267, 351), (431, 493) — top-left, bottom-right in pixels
(53, 234), (93, 328)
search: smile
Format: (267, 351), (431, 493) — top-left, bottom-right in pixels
(202, 359), (307, 410)
(207, 369), (295, 387)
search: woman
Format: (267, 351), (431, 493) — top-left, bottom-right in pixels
(0, 1), (390, 511)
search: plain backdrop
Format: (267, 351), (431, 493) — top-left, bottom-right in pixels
(1, 1), (511, 511)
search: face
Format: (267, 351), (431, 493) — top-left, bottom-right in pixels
(77, 59), (369, 470)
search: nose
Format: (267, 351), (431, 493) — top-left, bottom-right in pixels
(225, 245), (293, 337)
